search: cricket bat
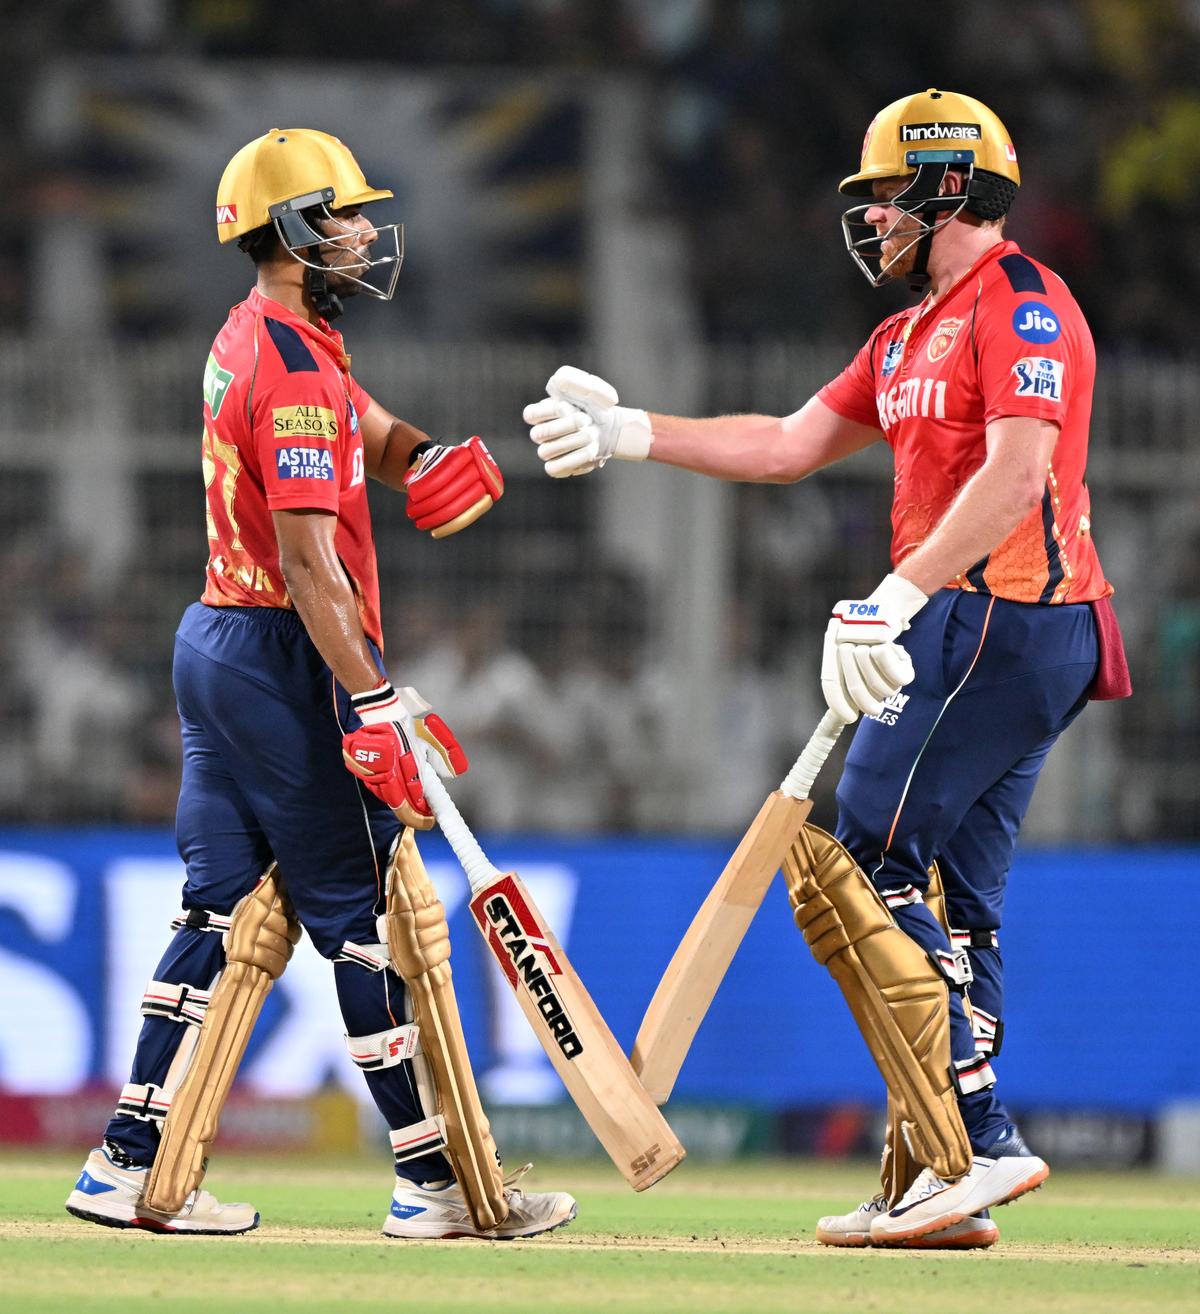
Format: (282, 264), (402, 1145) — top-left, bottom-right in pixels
(421, 769), (686, 1191)
(631, 710), (847, 1105)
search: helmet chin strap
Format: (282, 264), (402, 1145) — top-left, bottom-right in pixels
(305, 265), (344, 321)
(905, 218), (938, 291)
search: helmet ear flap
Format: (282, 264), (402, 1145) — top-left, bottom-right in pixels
(965, 170), (1017, 221)
(275, 206), (327, 250)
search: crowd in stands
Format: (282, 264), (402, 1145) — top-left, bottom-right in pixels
(1, 3), (1196, 835)
(7, 1), (1200, 348)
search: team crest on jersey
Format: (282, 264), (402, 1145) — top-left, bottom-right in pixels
(1012, 356), (1064, 401)
(880, 341), (903, 378)
(927, 317), (963, 362)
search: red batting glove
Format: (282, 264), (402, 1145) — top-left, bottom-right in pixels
(342, 680), (468, 830)
(403, 436), (504, 539)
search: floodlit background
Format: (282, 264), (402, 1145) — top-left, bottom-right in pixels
(1, 2), (1197, 1173)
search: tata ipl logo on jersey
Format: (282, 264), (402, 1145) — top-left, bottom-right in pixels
(880, 341), (903, 378)
(1012, 302), (1061, 344)
(927, 317), (964, 363)
(1012, 357), (1064, 401)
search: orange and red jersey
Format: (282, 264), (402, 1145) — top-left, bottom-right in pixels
(200, 288), (384, 645)
(819, 239), (1110, 604)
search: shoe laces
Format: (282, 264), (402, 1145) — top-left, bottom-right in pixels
(904, 1167), (949, 1203)
(502, 1162), (534, 1204)
(860, 1193), (888, 1214)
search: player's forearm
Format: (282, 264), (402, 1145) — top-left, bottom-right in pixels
(371, 418), (434, 490)
(895, 462), (1044, 595)
(279, 551), (381, 694)
(646, 413), (803, 483)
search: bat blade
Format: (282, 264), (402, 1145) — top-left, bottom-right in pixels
(631, 790), (813, 1105)
(470, 870), (686, 1191)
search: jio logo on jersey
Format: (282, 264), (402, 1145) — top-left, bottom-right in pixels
(1012, 302), (1061, 344)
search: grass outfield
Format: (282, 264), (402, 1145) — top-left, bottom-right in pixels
(1, 1153), (1196, 1314)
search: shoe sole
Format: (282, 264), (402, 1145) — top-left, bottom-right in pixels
(819, 1220), (999, 1250)
(871, 1163), (1048, 1243)
(66, 1202), (260, 1236)
(815, 1227), (872, 1247)
(900, 1220), (1000, 1249)
(383, 1202), (577, 1241)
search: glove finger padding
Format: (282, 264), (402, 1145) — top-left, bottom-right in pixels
(821, 619), (860, 723)
(852, 645), (901, 705)
(839, 646), (887, 718)
(416, 714), (468, 779)
(525, 400), (584, 440)
(404, 437), (503, 538)
(872, 641), (914, 689)
(547, 365), (619, 410)
(536, 429), (597, 462)
(342, 723), (435, 829)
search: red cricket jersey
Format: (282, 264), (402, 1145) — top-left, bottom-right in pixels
(200, 288), (384, 645)
(819, 240), (1111, 604)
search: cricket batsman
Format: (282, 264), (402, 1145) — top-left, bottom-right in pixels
(522, 90), (1131, 1248)
(66, 128), (575, 1238)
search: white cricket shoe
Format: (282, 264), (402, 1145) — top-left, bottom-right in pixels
(869, 1129), (1048, 1244)
(382, 1164), (577, 1240)
(65, 1146), (259, 1235)
(816, 1193), (998, 1249)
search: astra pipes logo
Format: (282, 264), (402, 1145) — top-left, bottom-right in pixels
(900, 121), (982, 142)
(471, 877), (584, 1060)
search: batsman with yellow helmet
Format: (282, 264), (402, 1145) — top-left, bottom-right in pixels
(523, 89), (1131, 1248)
(65, 129), (576, 1239)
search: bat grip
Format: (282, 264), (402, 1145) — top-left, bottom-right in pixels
(779, 710), (847, 802)
(421, 769), (499, 894)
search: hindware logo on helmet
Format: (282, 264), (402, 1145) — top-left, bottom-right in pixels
(216, 203), (237, 224)
(900, 121), (982, 142)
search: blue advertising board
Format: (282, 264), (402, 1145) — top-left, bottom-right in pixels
(0, 829), (1195, 1112)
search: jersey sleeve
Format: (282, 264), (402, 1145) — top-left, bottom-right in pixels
(974, 266), (1083, 427)
(251, 373), (348, 512)
(817, 337), (882, 428)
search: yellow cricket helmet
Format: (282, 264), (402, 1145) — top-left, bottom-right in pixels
(841, 88), (1019, 213)
(215, 128), (403, 310)
(216, 128), (392, 243)
(840, 89), (1019, 290)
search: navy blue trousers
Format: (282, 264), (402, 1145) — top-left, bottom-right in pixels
(105, 604), (449, 1183)
(833, 589), (1098, 1151)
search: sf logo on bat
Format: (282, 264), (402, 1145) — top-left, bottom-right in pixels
(471, 878), (584, 1060)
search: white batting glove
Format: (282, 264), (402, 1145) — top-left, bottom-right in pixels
(821, 574), (928, 723)
(522, 366), (653, 478)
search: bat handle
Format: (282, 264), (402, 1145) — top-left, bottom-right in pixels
(420, 769), (500, 893)
(779, 710), (847, 802)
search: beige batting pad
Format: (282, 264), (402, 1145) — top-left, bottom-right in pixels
(784, 826), (971, 1183)
(387, 829), (507, 1232)
(145, 864), (301, 1214)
